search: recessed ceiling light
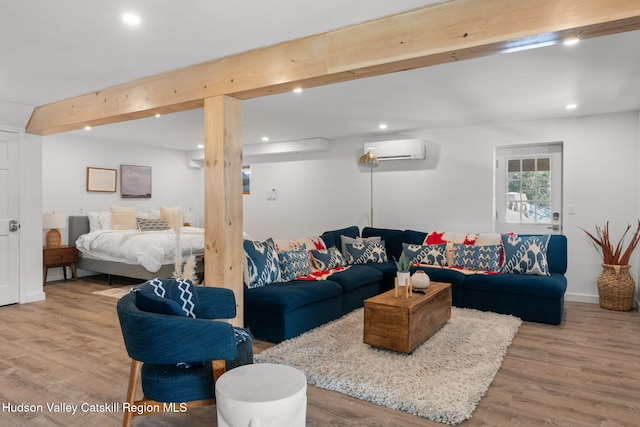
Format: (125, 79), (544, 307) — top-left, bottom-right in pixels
(197, 144), (204, 149)
(122, 13), (141, 26)
(293, 88), (303, 94)
(563, 37), (580, 46)
(262, 136), (269, 142)
(566, 103), (577, 110)
(84, 126), (91, 130)
(155, 113), (161, 118)
(378, 123), (388, 130)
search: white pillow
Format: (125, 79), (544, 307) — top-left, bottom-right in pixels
(87, 212), (102, 232)
(99, 211), (111, 230)
(148, 209), (161, 219)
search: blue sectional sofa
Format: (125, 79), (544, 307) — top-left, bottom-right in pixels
(243, 226), (567, 342)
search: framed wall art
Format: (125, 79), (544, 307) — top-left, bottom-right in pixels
(86, 167), (117, 192)
(121, 165), (152, 198)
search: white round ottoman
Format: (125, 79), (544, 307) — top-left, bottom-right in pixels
(215, 363), (307, 427)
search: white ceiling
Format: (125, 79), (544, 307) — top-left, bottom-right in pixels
(2, 1), (639, 150)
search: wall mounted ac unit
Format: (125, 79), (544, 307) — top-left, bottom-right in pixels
(363, 138), (425, 160)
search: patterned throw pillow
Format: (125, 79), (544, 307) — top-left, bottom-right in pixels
(345, 241), (388, 264)
(451, 243), (502, 272)
(289, 236), (327, 251)
(340, 235), (381, 262)
(278, 245), (312, 281)
(137, 217), (170, 232)
(500, 234), (550, 276)
(310, 247), (346, 270)
(132, 278), (200, 318)
(402, 242), (447, 266)
(243, 238), (282, 288)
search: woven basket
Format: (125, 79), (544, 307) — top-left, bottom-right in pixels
(597, 264), (635, 311)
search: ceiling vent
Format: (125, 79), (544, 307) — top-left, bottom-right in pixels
(363, 138), (425, 160)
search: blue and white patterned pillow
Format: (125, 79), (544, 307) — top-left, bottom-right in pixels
(243, 238), (282, 288)
(451, 243), (502, 272)
(278, 244), (312, 281)
(500, 234), (550, 276)
(402, 242), (447, 266)
(310, 247), (346, 270)
(132, 278), (200, 318)
(345, 241), (388, 264)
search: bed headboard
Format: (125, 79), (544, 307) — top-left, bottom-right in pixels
(68, 215), (90, 247)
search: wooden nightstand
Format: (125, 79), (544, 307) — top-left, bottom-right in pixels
(43, 245), (79, 286)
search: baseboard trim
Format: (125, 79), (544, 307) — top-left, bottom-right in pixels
(564, 292), (599, 304)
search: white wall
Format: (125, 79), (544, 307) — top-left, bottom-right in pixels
(35, 111), (640, 303)
(42, 133), (205, 279)
(20, 131), (45, 303)
(243, 111), (640, 304)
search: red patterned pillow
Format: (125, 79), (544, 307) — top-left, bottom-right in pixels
(425, 231), (447, 245)
(289, 236), (327, 251)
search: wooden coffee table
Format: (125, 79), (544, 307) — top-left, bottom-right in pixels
(363, 281), (452, 353)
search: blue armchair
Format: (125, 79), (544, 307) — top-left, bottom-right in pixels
(117, 284), (252, 427)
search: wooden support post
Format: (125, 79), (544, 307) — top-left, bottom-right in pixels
(203, 95), (244, 327)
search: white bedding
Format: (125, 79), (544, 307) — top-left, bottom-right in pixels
(75, 227), (205, 273)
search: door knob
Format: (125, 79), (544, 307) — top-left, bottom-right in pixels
(9, 220), (19, 232)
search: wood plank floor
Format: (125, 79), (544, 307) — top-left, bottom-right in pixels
(0, 276), (638, 426)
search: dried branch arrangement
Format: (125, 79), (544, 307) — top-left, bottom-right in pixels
(581, 220), (640, 265)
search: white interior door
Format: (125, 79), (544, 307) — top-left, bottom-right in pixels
(0, 130), (20, 305)
(495, 143), (563, 234)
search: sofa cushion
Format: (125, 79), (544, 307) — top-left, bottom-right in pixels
(463, 272), (567, 299)
(324, 264), (383, 293)
(278, 245), (312, 281)
(309, 247), (346, 270)
(345, 241), (388, 264)
(451, 243), (502, 272)
(362, 227), (405, 261)
(243, 238), (282, 288)
(501, 234), (550, 276)
(402, 242), (447, 266)
(244, 280), (342, 313)
(403, 229), (428, 245)
(410, 266), (467, 289)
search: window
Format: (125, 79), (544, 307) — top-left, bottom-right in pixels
(505, 157), (551, 224)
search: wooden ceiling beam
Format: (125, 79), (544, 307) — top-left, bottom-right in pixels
(26, 0), (640, 136)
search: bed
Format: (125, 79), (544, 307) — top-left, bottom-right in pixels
(69, 215), (204, 284)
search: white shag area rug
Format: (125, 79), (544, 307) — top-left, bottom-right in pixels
(255, 307), (522, 425)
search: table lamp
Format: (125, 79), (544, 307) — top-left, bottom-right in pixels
(43, 212), (67, 248)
